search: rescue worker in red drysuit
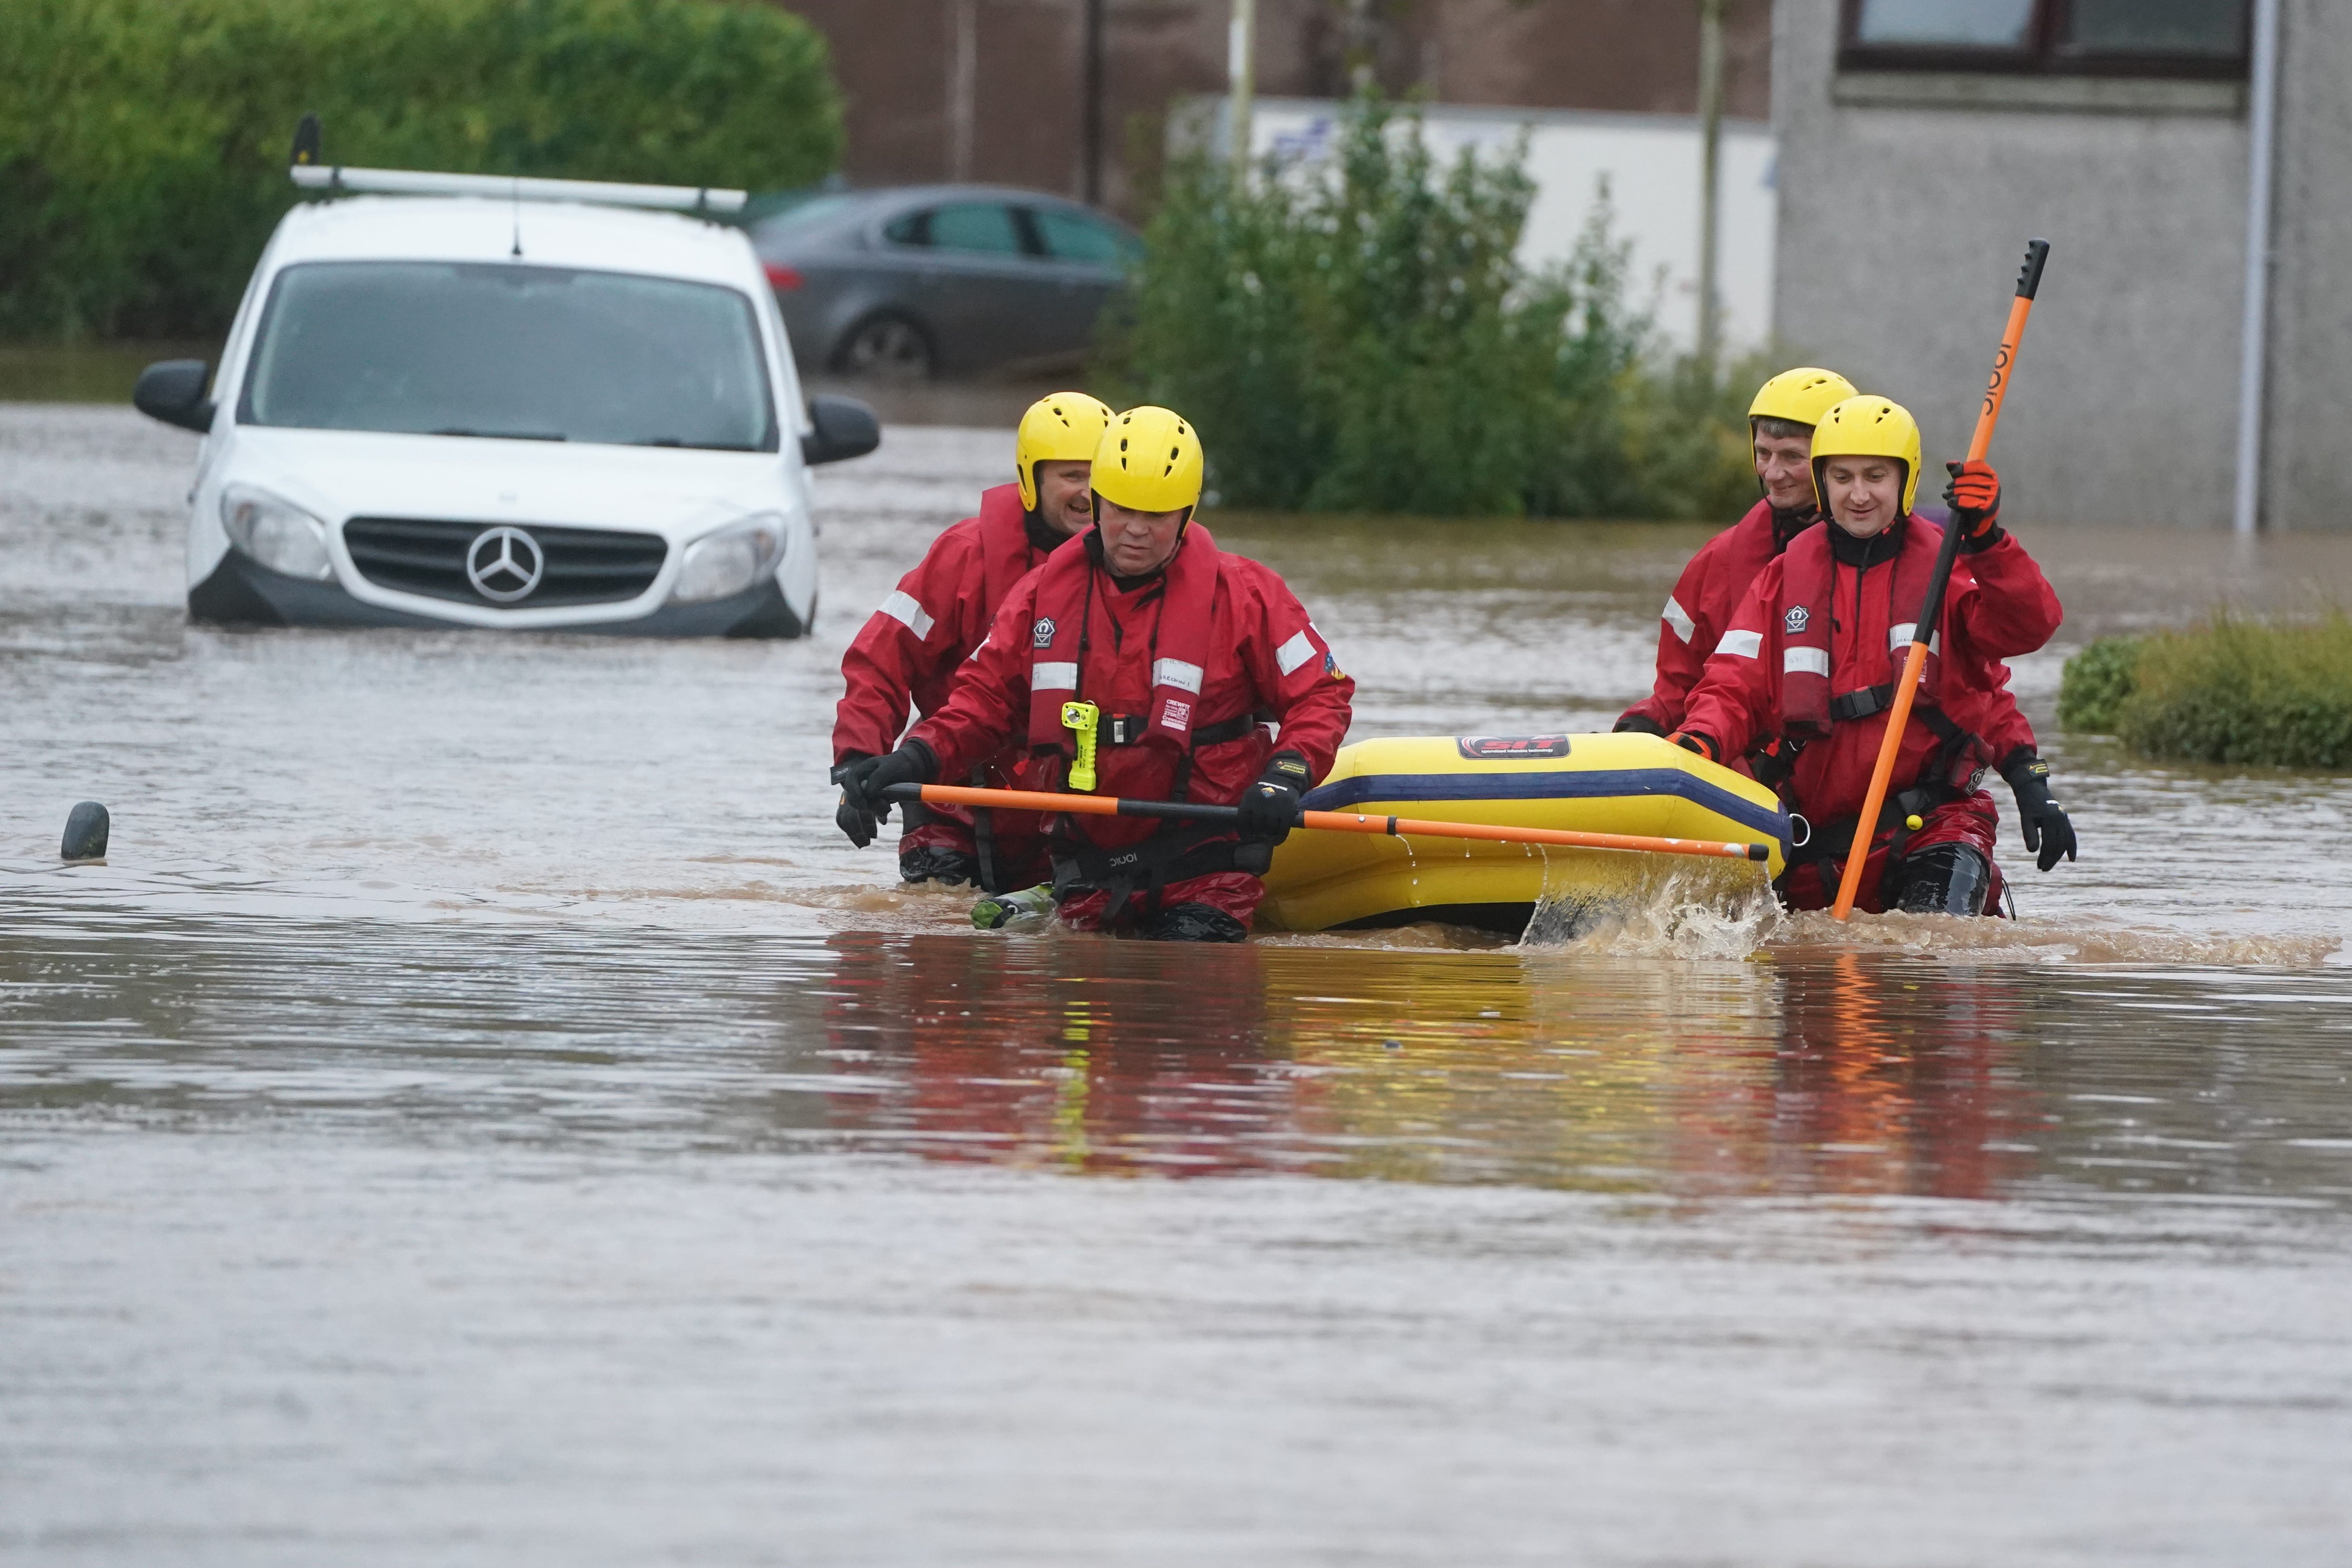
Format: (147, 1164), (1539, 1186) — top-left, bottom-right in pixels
(1617, 367), (2078, 880)
(1671, 395), (2064, 916)
(831, 392), (1114, 891)
(833, 406), (1355, 942)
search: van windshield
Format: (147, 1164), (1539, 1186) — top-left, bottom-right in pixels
(238, 261), (778, 451)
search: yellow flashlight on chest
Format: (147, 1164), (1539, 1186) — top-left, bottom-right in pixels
(1060, 699), (1100, 792)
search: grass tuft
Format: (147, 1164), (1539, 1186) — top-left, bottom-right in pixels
(2057, 636), (2143, 733)
(2064, 614), (2352, 769)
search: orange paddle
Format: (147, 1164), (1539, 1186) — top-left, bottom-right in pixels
(884, 783), (1773, 863)
(1831, 239), (2049, 920)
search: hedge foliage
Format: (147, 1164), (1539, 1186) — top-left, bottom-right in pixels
(2060, 616), (2352, 770)
(0, 0), (842, 340)
(2057, 635), (2145, 734)
(1100, 95), (1758, 520)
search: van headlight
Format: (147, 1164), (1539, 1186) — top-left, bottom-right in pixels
(670, 513), (786, 603)
(220, 484), (332, 580)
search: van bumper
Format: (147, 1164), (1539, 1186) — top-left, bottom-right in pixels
(187, 553), (807, 638)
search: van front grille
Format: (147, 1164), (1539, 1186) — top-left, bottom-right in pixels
(343, 517), (667, 607)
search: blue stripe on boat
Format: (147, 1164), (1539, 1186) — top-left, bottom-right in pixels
(1302, 767), (1791, 849)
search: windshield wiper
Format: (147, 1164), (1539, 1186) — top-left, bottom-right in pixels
(430, 427), (568, 441)
(631, 437), (763, 451)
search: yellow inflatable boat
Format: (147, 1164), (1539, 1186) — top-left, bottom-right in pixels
(1257, 733), (1788, 935)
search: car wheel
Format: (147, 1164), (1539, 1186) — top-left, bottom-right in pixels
(835, 314), (933, 381)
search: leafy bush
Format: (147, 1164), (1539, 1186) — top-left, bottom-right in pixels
(2110, 613), (2352, 770)
(1100, 95), (1757, 520)
(2058, 636), (2144, 733)
(0, 0), (842, 341)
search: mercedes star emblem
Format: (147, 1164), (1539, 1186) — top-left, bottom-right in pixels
(466, 525), (545, 603)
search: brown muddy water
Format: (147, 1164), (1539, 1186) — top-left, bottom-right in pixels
(4, 404), (2352, 1565)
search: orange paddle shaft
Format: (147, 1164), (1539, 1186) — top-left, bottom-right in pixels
(1831, 240), (2049, 920)
(891, 783), (1772, 863)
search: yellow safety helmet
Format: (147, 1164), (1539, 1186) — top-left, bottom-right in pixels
(1811, 395), (1925, 515)
(1014, 391), (1115, 510)
(1749, 367), (1859, 431)
(1091, 405), (1204, 516)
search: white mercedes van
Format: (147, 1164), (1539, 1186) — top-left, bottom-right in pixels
(133, 150), (877, 637)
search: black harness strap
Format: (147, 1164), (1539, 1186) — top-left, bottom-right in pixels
(1053, 824), (1243, 928)
(968, 764), (1003, 893)
(1045, 709), (1276, 926)
(1828, 681), (1897, 722)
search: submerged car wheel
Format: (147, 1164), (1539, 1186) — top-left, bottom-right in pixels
(835, 314), (932, 381)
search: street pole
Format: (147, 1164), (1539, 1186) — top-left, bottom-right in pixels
(1081, 0), (1105, 204)
(2233, 0), (2282, 537)
(949, 0), (977, 182)
(1228, 0), (1257, 180)
(1695, 0), (1724, 376)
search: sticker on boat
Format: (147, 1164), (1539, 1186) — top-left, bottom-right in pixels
(1454, 735), (1573, 760)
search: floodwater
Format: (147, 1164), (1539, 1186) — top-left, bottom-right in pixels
(5, 404), (2352, 1565)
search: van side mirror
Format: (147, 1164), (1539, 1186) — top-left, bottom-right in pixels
(800, 394), (880, 466)
(133, 360), (216, 433)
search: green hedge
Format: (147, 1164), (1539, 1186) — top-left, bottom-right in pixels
(0, 0), (842, 341)
(2057, 635), (2145, 734)
(1099, 95), (1758, 520)
(2060, 616), (2352, 769)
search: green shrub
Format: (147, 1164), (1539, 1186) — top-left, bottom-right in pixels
(1100, 95), (1757, 520)
(2111, 612), (2352, 769)
(0, 0), (842, 341)
(2058, 636), (2144, 733)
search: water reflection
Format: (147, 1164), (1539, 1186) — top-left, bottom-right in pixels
(5, 899), (2347, 1207)
(815, 932), (2352, 1205)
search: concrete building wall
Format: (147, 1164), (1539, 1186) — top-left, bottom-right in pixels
(2263, 0), (2352, 531)
(1770, 0), (2253, 530)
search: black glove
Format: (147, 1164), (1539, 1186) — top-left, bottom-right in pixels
(1666, 730), (1718, 762)
(1235, 750), (1311, 846)
(1613, 713), (1668, 736)
(831, 752), (876, 845)
(1944, 459), (2006, 554)
(1999, 748), (2077, 872)
(831, 741), (937, 849)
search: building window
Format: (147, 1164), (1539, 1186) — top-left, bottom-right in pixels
(1841, 0), (2248, 78)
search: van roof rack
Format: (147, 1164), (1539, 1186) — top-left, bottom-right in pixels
(285, 114), (744, 215)
(289, 163), (746, 216)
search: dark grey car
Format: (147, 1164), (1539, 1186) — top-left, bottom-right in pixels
(747, 186), (1141, 380)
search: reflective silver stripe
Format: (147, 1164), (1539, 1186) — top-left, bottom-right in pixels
(879, 589), (934, 639)
(1151, 658), (1205, 694)
(1717, 629), (1763, 659)
(1783, 646), (1830, 676)
(1663, 594), (1696, 644)
(1031, 661), (1079, 689)
(1888, 623), (1940, 654)
(1275, 630), (1317, 675)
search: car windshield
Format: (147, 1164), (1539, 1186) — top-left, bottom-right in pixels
(238, 261), (777, 451)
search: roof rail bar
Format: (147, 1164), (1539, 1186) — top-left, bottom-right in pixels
(289, 164), (747, 216)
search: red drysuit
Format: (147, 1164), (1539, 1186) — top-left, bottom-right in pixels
(1679, 515), (2062, 913)
(1623, 500), (2039, 765)
(909, 524), (1354, 931)
(833, 483), (1069, 886)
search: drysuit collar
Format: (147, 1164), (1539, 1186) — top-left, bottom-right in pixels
(1024, 507), (1073, 555)
(1828, 511), (1910, 568)
(1769, 502), (1820, 552)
